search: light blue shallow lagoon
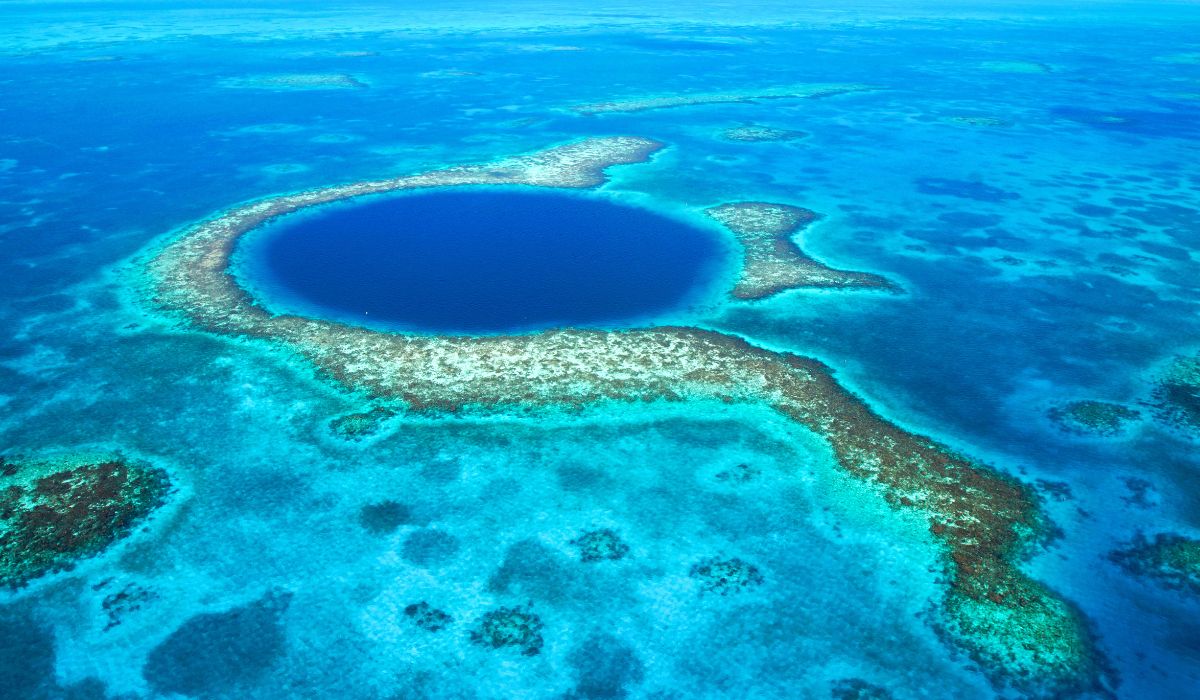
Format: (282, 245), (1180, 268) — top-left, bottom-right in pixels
(1, 2), (1199, 699)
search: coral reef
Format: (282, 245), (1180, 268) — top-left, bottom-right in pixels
(722, 125), (809, 142)
(715, 463), (761, 483)
(141, 137), (1108, 695)
(570, 528), (629, 562)
(690, 556), (764, 595)
(0, 453), (170, 589)
(572, 84), (876, 114)
(831, 678), (893, 700)
(1047, 400), (1141, 436)
(705, 202), (894, 299)
(1150, 353), (1200, 432)
(329, 407), (396, 440)
(1110, 533), (1200, 596)
(404, 602), (452, 632)
(469, 605), (544, 656)
(219, 73), (366, 90)
(98, 580), (158, 631)
(358, 500), (411, 534)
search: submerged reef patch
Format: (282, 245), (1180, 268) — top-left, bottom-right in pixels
(142, 136), (1109, 696)
(830, 678), (894, 700)
(571, 528), (630, 562)
(219, 73), (367, 90)
(1110, 533), (1200, 596)
(705, 202), (893, 299)
(470, 605), (544, 656)
(329, 407), (396, 440)
(722, 125), (809, 142)
(404, 602), (452, 632)
(99, 580), (158, 631)
(572, 84), (876, 114)
(0, 453), (170, 590)
(142, 590), (292, 696)
(690, 556), (764, 595)
(1150, 353), (1200, 432)
(358, 500), (411, 534)
(1047, 400), (1141, 436)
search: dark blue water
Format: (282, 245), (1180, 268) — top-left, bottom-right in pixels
(241, 190), (725, 333)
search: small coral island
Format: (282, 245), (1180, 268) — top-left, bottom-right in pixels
(1, 452), (170, 589)
(705, 202), (893, 299)
(139, 136), (1111, 696)
(1047, 400), (1141, 436)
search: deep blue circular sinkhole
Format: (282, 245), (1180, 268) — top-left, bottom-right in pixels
(238, 190), (727, 334)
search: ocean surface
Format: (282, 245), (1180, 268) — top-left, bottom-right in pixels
(1, 1), (1199, 699)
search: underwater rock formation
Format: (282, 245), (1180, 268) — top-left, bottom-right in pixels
(329, 407), (396, 440)
(1150, 353), (1200, 432)
(705, 202), (894, 299)
(1047, 400), (1141, 436)
(571, 528), (630, 562)
(142, 590), (292, 697)
(358, 500), (411, 534)
(722, 125), (809, 142)
(99, 580), (158, 631)
(404, 601), (452, 632)
(689, 556), (764, 595)
(0, 453), (170, 590)
(141, 136), (1111, 696)
(831, 677), (893, 700)
(470, 605), (544, 656)
(1110, 533), (1200, 596)
(220, 73), (366, 90)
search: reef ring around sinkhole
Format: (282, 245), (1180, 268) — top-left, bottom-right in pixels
(138, 136), (1111, 697)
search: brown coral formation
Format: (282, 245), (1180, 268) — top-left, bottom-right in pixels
(1, 453), (170, 589)
(140, 137), (1105, 695)
(705, 202), (894, 300)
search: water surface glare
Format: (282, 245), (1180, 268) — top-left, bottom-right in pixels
(240, 190), (726, 333)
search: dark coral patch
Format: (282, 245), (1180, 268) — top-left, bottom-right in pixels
(1150, 354), (1200, 432)
(831, 678), (893, 699)
(715, 463), (761, 484)
(1047, 400), (1141, 436)
(329, 407), (396, 440)
(404, 601), (452, 632)
(690, 556), (763, 595)
(470, 605), (544, 656)
(0, 454), (170, 589)
(915, 177), (1020, 202)
(358, 500), (411, 534)
(570, 529), (630, 563)
(567, 633), (645, 699)
(401, 529), (459, 566)
(99, 581), (158, 631)
(1110, 533), (1200, 596)
(143, 590), (292, 697)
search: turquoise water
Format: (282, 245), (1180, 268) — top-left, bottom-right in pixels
(237, 190), (726, 333)
(1, 1), (1199, 698)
